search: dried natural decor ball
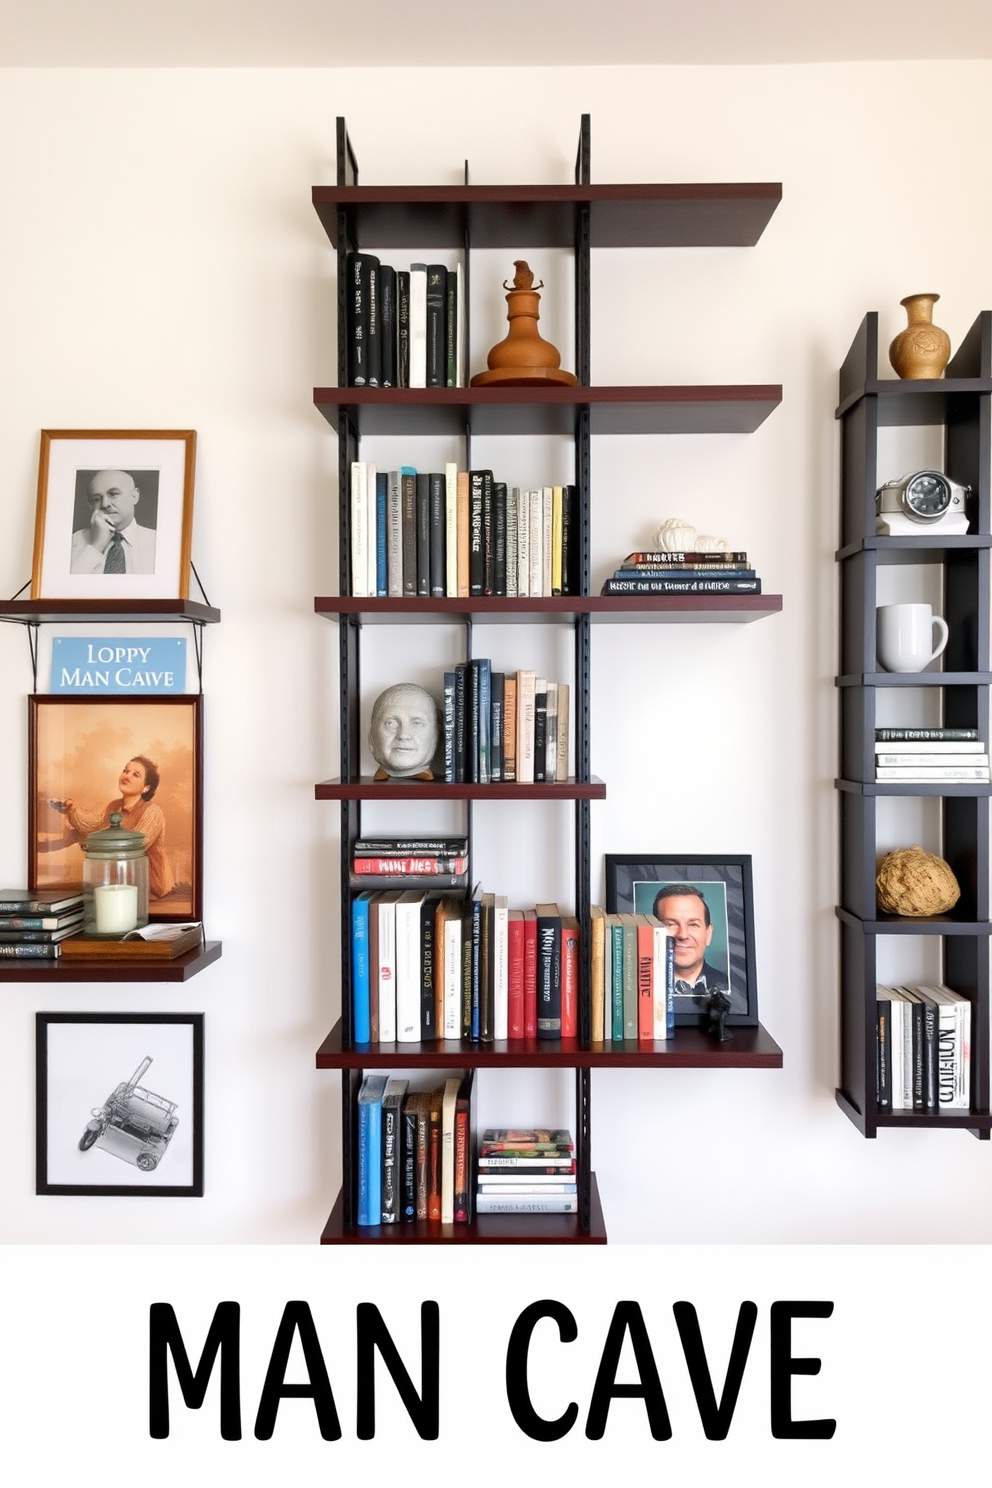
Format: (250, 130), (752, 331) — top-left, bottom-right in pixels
(876, 846), (960, 917)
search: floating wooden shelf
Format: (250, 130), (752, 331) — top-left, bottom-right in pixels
(836, 377), (992, 425)
(316, 1018), (782, 1069)
(0, 599), (220, 625)
(836, 534), (992, 562)
(316, 595), (782, 625)
(316, 776), (606, 801)
(836, 907), (992, 936)
(320, 1172), (608, 1244)
(0, 940), (223, 982)
(313, 384), (782, 438)
(836, 777), (992, 797)
(835, 1089), (992, 1138)
(836, 672), (991, 688)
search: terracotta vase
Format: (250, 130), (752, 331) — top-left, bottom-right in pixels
(888, 293), (952, 380)
(470, 261), (577, 387)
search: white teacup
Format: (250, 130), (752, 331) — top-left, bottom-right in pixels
(876, 602), (949, 673)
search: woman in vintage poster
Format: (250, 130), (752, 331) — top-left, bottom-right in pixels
(44, 754), (176, 900)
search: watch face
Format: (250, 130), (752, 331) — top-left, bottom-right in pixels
(905, 472), (950, 518)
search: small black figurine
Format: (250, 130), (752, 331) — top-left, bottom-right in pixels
(705, 989), (733, 1042)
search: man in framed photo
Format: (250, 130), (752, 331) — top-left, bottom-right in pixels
(69, 468), (157, 575)
(653, 882), (730, 999)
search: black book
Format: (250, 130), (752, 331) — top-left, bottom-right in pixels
(482, 470), (495, 595)
(426, 265), (448, 387)
(906, 992), (926, 1111)
(917, 990), (939, 1111)
(477, 658), (491, 785)
(454, 663), (468, 783)
(366, 259), (381, 387)
(467, 658), (480, 783)
(401, 470), (418, 596)
(396, 270), (410, 388)
(876, 992), (891, 1110)
(493, 482), (507, 596)
(461, 909), (474, 1039)
(429, 472), (446, 597)
(381, 1079), (407, 1223)
(490, 672), (504, 783)
(400, 1095), (419, 1220)
(479, 892), (494, 1041)
(536, 902), (562, 1039)
(445, 268), (459, 387)
(469, 888), (483, 1040)
(355, 837), (469, 853)
(378, 264), (396, 387)
(416, 472), (431, 596)
(534, 684), (548, 783)
(346, 251), (379, 386)
(469, 470), (486, 597)
(420, 893), (440, 1039)
(0, 890), (84, 914)
(561, 484), (576, 595)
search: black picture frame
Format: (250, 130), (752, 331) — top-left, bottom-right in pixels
(605, 854), (758, 1027)
(36, 1012), (204, 1196)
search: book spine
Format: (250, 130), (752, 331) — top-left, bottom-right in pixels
(454, 1095), (471, 1222)
(443, 674), (456, 785)
(408, 264), (427, 388)
(401, 1100), (417, 1219)
(541, 487), (553, 596)
(368, 1091), (383, 1223)
(490, 672), (504, 783)
(429, 471), (446, 598)
(445, 267), (458, 388)
(470, 895), (482, 1041)
(420, 895), (437, 1041)
(536, 906), (562, 1038)
(503, 676), (517, 782)
(482, 471), (495, 595)
(381, 1095), (401, 1222)
(479, 894), (493, 1041)
(508, 912), (525, 1039)
(350, 461), (368, 597)
(377, 901), (396, 1043)
(561, 486), (575, 594)
(517, 488), (530, 597)
(441, 1078), (459, 1223)
(622, 549), (749, 565)
(533, 682), (547, 783)
(876, 994), (891, 1110)
(401, 469), (417, 596)
(378, 264), (396, 387)
(552, 486), (563, 594)
(475, 1194), (578, 1214)
(528, 489), (543, 595)
(351, 893), (371, 1044)
(374, 472), (387, 597)
(426, 265), (447, 388)
(415, 1102), (430, 1219)
(357, 1092), (371, 1224)
(590, 909), (606, 1042)
(611, 920), (625, 1040)
(493, 483), (507, 596)
(454, 663), (467, 783)
(347, 252), (377, 386)
(493, 896), (509, 1040)
(394, 897), (422, 1043)
(386, 470), (403, 597)
(544, 682), (558, 783)
(506, 487), (518, 597)
(396, 270), (410, 388)
(416, 472), (431, 597)
(555, 683), (569, 783)
(516, 669), (536, 783)
(637, 920), (654, 1042)
(456, 470), (470, 597)
(445, 462), (459, 597)
(365, 260), (380, 387)
(523, 911), (538, 1039)
(428, 1095), (442, 1221)
(477, 659), (491, 785)
(561, 916), (579, 1039)
(355, 838), (469, 853)
(469, 471), (485, 597)
(443, 912), (462, 1038)
(875, 727), (979, 741)
(0, 942), (60, 958)
(603, 577), (761, 594)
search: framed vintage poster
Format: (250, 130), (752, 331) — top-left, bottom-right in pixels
(29, 695), (203, 921)
(36, 1012), (204, 1197)
(605, 853), (758, 1027)
(30, 429), (196, 601)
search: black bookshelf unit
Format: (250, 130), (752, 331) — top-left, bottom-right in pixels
(315, 117), (784, 1243)
(835, 310), (992, 1138)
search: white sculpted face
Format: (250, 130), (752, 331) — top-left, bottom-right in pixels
(369, 683), (439, 777)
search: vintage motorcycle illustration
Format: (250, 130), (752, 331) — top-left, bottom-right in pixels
(78, 1055), (179, 1172)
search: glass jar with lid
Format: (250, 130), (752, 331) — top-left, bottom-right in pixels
(82, 813), (150, 937)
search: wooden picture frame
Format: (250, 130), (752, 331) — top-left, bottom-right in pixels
(30, 429), (196, 601)
(28, 695), (203, 922)
(605, 853), (758, 1027)
(36, 1012), (204, 1197)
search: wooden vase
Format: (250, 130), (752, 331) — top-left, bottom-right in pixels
(471, 261), (577, 387)
(888, 293), (952, 380)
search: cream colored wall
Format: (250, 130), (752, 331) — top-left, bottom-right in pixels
(1, 62), (991, 1242)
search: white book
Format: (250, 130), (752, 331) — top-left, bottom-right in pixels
(393, 891), (425, 1042)
(493, 894), (509, 1040)
(375, 893), (398, 1043)
(875, 753), (989, 768)
(441, 1075), (461, 1223)
(475, 1193), (578, 1214)
(516, 669), (536, 783)
(544, 682), (558, 781)
(517, 487), (530, 596)
(874, 740), (983, 753)
(366, 460), (377, 597)
(409, 264), (427, 388)
(887, 992), (906, 1109)
(445, 462), (459, 596)
(528, 488), (543, 595)
(541, 486), (554, 596)
(653, 924), (672, 1040)
(921, 985), (971, 1108)
(875, 766), (989, 780)
(556, 683), (570, 783)
(506, 487), (519, 598)
(443, 911), (462, 1039)
(387, 470), (403, 597)
(350, 461), (368, 597)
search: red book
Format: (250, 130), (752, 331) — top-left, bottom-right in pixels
(508, 910), (525, 1038)
(561, 915), (580, 1039)
(453, 1070), (474, 1222)
(522, 909), (538, 1039)
(636, 916), (654, 1042)
(353, 855), (468, 875)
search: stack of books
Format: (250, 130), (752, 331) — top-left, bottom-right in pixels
(876, 984), (971, 1111)
(351, 893), (581, 1044)
(356, 1071), (474, 1226)
(874, 727), (990, 782)
(349, 462), (578, 601)
(0, 890), (84, 960)
(346, 255), (464, 390)
(476, 1129), (577, 1215)
(588, 908), (675, 1044)
(350, 836), (469, 891)
(442, 662), (570, 784)
(601, 549), (761, 596)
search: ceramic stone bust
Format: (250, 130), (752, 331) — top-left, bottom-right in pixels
(368, 682), (440, 780)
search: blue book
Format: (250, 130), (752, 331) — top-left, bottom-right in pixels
(351, 891), (373, 1043)
(357, 1074), (388, 1225)
(477, 658), (491, 785)
(375, 473), (388, 596)
(664, 932), (675, 1038)
(611, 920), (625, 1041)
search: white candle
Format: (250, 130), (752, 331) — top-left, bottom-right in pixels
(93, 883), (138, 935)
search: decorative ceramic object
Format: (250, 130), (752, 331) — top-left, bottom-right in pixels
(694, 535), (731, 553)
(876, 846), (960, 917)
(470, 261), (577, 387)
(368, 682), (440, 780)
(656, 518), (697, 551)
(888, 294), (952, 380)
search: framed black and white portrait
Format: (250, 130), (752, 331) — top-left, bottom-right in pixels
(36, 1013), (204, 1196)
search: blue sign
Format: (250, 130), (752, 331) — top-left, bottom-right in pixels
(51, 638), (187, 694)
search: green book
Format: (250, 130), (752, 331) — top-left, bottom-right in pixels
(610, 917), (625, 1041)
(621, 914), (638, 1040)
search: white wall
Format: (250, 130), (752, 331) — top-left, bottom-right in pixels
(1, 61), (991, 1244)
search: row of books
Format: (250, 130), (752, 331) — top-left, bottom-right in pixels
(349, 462), (579, 600)
(875, 983), (971, 1111)
(442, 664), (570, 785)
(350, 835), (469, 891)
(476, 1129), (577, 1215)
(872, 727), (989, 782)
(346, 254), (464, 389)
(0, 889), (83, 958)
(601, 549), (762, 596)
(589, 907), (675, 1043)
(356, 1072), (474, 1225)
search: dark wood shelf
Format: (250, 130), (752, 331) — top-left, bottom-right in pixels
(836, 907), (992, 936)
(316, 1018), (782, 1069)
(837, 777), (992, 797)
(836, 376), (992, 425)
(316, 594), (783, 625)
(836, 672), (990, 688)
(0, 939), (222, 982)
(320, 1171), (608, 1244)
(316, 776), (606, 801)
(313, 182), (781, 251)
(313, 384), (782, 438)
(836, 534), (992, 562)
(836, 1089), (992, 1138)
(0, 598), (220, 625)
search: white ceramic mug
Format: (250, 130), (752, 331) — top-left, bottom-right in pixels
(876, 602), (949, 673)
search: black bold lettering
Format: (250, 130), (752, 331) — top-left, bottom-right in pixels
(673, 1300), (757, 1440)
(356, 1301), (439, 1440)
(253, 1301), (341, 1440)
(505, 1299), (579, 1441)
(148, 1300), (241, 1440)
(585, 1301), (671, 1441)
(769, 1300), (836, 1439)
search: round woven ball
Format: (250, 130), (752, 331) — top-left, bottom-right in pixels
(876, 846), (960, 917)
